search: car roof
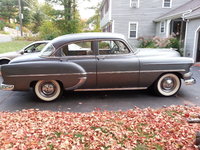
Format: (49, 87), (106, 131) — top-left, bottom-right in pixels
(51, 32), (126, 49)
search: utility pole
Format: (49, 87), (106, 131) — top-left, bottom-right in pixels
(18, 0), (23, 36)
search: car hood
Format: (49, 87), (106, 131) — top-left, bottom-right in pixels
(136, 48), (180, 57)
(9, 53), (44, 64)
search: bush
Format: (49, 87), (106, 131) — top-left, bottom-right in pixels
(39, 21), (61, 40)
(138, 37), (156, 48)
(14, 36), (42, 41)
(0, 20), (6, 31)
(138, 36), (182, 55)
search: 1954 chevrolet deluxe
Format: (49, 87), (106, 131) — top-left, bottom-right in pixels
(0, 33), (196, 101)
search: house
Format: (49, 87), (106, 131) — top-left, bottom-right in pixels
(155, 0), (200, 62)
(100, 0), (200, 62)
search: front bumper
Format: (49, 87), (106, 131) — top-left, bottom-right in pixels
(184, 78), (196, 85)
(0, 84), (14, 91)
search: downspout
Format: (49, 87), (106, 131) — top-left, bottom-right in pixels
(182, 10), (192, 57)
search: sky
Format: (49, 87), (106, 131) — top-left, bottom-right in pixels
(38, 0), (102, 20)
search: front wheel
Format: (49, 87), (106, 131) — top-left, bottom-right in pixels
(154, 73), (181, 97)
(34, 80), (62, 102)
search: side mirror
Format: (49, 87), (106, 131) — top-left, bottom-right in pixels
(20, 51), (24, 55)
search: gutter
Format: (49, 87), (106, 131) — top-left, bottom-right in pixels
(182, 9), (192, 21)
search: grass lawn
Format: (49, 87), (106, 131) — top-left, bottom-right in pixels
(0, 41), (33, 54)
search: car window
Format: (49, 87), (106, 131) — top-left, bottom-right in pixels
(99, 40), (130, 55)
(59, 41), (94, 56)
(24, 43), (47, 53)
(40, 43), (55, 56)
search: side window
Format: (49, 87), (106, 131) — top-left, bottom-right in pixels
(160, 21), (165, 33)
(129, 22), (138, 38)
(59, 41), (94, 56)
(163, 0), (172, 8)
(99, 40), (130, 55)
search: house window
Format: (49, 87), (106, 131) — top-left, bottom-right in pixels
(160, 21), (165, 33)
(130, 0), (139, 8)
(163, 0), (172, 8)
(129, 22), (138, 38)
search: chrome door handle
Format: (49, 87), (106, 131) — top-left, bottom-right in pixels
(97, 56), (105, 60)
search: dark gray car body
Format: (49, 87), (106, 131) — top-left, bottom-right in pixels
(0, 33), (195, 92)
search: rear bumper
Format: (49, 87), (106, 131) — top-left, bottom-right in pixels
(184, 78), (196, 85)
(0, 84), (14, 91)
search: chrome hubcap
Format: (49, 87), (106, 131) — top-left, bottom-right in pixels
(161, 77), (176, 92)
(40, 82), (56, 97)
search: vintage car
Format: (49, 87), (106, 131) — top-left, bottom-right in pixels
(0, 33), (196, 101)
(0, 41), (49, 65)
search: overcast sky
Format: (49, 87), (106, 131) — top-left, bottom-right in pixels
(38, 0), (102, 19)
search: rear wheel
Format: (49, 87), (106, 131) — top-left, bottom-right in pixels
(34, 80), (62, 102)
(154, 73), (181, 97)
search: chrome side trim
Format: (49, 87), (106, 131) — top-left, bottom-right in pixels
(0, 84), (14, 91)
(7, 69), (185, 78)
(74, 87), (147, 92)
(97, 71), (139, 74)
(8, 73), (87, 78)
(65, 77), (87, 90)
(140, 69), (186, 73)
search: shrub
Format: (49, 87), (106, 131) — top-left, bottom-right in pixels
(14, 36), (42, 41)
(138, 36), (182, 55)
(0, 20), (5, 31)
(39, 21), (61, 40)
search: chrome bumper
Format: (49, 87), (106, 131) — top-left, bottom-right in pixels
(184, 78), (196, 85)
(0, 84), (14, 91)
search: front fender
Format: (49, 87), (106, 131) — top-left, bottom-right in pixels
(1, 61), (87, 91)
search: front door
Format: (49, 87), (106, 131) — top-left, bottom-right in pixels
(96, 40), (140, 88)
(197, 32), (200, 62)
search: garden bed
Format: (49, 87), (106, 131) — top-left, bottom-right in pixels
(0, 106), (200, 149)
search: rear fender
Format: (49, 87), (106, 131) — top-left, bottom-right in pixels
(1, 61), (87, 91)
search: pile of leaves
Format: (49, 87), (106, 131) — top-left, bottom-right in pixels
(0, 106), (200, 150)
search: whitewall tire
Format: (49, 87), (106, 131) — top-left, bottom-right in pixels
(34, 80), (62, 102)
(154, 73), (181, 97)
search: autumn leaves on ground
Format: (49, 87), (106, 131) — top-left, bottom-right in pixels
(0, 106), (199, 150)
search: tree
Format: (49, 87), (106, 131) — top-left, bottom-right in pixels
(0, 0), (18, 23)
(86, 3), (101, 32)
(45, 0), (82, 34)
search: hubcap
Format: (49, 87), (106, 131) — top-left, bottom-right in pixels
(40, 82), (57, 97)
(161, 77), (176, 92)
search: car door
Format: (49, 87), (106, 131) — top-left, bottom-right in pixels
(96, 40), (140, 88)
(58, 41), (97, 89)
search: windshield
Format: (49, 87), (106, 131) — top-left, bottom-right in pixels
(40, 43), (55, 57)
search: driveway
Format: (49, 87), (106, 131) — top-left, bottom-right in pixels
(0, 34), (12, 43)
(0, 66), (199, 112)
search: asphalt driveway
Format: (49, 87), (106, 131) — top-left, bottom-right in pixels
(0, 66), (199, 112)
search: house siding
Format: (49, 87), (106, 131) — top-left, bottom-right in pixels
(101, 0), (190, 47)
(185, 18), (200, 60)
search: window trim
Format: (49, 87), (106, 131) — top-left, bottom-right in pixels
(160, 21), (165, 33)
(130, 0), (140, 8)
(128, 22), (138, 39)
(162, 0), (172, 8)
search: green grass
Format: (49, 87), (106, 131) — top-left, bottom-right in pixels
(0, 41), (33, 54)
